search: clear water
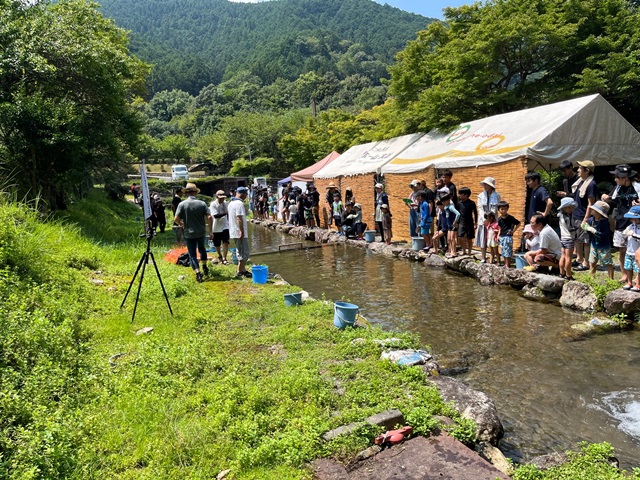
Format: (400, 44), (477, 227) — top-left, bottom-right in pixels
(249, 225), (640, 468)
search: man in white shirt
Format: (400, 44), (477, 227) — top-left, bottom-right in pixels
(228, 186), (251, 278)
(209, 190), (230, 265)
(524, 214), (562, 271)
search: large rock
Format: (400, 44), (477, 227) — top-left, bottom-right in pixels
(476, 263), (495, 286)
(428, 376), (504, 445)
(315, 435), (510, 480)
(464, 259), (481, 277)
(604, 289), (640, 315)
(532, 273), (565, 293)
(504, 268), (529, 288)
(424, 253), (446, 268)
(443, 255), (471, 271)
(560, 281), (598, 312)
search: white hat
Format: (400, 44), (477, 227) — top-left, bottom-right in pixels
(409, 179), (420, 187)
(381, 204), (389, 209)
(480, 177), (496, 189)
(375, 183), (384, 189)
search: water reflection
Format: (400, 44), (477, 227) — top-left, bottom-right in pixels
(248, 225), (640, 468)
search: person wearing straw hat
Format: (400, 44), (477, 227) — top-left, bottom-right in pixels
(174, 183), (212, 283)
(557, 197), (579, 280)
(601, 163), (640, 284)
(209, 190), (230, 265)
(474, 177), (501, 263)
(581, 200), (614, 279)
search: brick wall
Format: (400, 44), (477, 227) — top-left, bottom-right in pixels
(383, 158), (529, 248)
(384, 168), (436, 242)
(315, 174), (377, 230)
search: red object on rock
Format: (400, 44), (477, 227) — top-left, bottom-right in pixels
(374, 426), (413, 446)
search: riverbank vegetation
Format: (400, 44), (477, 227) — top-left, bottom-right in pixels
(1, 188), (639, 478)
(0, 189), (475, 478)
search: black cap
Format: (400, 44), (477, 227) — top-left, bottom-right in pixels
(559, 160), (573, 170)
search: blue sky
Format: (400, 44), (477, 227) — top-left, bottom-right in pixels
(228, 1), (473, 20)
(373, 0), (471, 19)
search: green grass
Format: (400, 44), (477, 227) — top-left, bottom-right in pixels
(2, 188), (638, 479)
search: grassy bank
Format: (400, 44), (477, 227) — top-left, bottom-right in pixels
(1, 189), (638, 479)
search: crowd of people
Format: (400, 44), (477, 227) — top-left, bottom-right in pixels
(401, 162), (640, 286)
(145, 160), (640, 286)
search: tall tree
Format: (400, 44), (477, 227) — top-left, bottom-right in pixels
(386, 0), (640, 132)
(0, 0), (148, 208)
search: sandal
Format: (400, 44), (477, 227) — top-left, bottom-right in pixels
(631, 286), (640, 293)
(623, 284), (633, 290)
(222, 260), (230, 265)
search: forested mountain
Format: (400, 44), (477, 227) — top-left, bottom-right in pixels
(97, 0), (432, 94)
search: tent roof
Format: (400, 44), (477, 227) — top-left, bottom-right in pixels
(314, 133), (424, 179)
(381, 94), (640, 174)
(291, 151), (340, 182)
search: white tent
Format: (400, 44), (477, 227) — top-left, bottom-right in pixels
(314, 133), (424, 179)
(380, 94), (640, 174)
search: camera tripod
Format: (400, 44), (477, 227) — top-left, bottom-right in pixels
(121, 224), (173, 323)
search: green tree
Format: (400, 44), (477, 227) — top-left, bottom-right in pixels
(386, 0), (640, 132)
(0, 0), (149, 208)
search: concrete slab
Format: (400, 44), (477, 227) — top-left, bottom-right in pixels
(346, 434), (509, 480)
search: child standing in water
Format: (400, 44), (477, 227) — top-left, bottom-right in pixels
(381, 204), (392, 245)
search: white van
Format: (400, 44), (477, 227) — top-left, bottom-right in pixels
(171, 164), (189, 181)
(253, 176), (267, 188)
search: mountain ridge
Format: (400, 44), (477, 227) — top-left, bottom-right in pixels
(97, 0), (433, 94)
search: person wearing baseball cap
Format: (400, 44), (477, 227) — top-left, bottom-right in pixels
(228, 186), (252, 278)
(571, 160), (597, 271)
(209, 190), (230, 265)
(601, 163), (640, 283)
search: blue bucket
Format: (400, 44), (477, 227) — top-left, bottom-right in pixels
(284, 292), (303, 307)
(230, 248), (238, 265)
(252, 265), (268, 284)
(364, 230), (376, 243)
(333, 301), (359, 329)
(515, 253), (527, 269)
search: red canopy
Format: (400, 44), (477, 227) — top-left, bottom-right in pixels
(291, 151), (341, 182)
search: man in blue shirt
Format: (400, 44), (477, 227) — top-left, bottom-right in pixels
(525, 172), (553, 222)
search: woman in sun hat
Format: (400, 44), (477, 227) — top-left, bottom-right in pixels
(474, 177), (501, 262)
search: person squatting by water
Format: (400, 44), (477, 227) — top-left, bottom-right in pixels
(173, 183), (212, 283)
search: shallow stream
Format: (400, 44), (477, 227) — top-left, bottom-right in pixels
(249, 225), (640, 469)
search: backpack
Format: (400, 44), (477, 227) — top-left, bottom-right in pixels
(176, 252), (190, 267)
